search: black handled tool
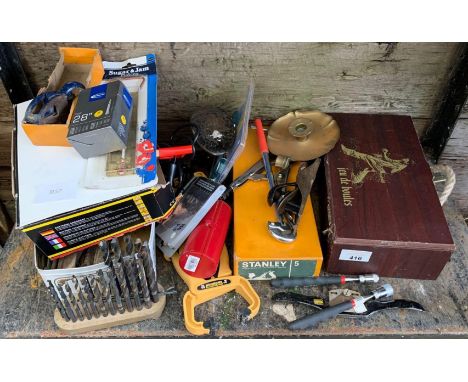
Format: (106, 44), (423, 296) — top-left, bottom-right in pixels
(271, 274), (379, 288)
(289, 284), (394, 330)
(273, 292), (425, 317)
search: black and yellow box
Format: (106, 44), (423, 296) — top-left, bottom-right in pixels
(233, 129), (323, 280)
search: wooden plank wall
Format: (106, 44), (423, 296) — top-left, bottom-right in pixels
(0, 42), (465, 219)
(439, 102), (468, 215)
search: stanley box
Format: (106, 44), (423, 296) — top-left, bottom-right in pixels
(323, 113), (455, 279)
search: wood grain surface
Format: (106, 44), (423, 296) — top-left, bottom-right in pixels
(324, 114), (454, 279)
(0, 42), (459, 123)
(0, 200), (466, 338)
(1, 42), (465, 220)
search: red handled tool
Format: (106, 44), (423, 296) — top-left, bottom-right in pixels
(254, 118), (275, 189)
(179, 200), (232, 279)
(156, 145), (193, 159)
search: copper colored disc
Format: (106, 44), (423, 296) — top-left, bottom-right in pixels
(267, 110), (340, 161)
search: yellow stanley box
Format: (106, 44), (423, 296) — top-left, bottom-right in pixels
(233, 129), (323, 280)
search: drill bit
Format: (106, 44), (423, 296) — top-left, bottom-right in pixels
(65, 282), (84, 321)
(47, 281), (70, 321)
(88, 275), (108, 317)
(107, 265), (125, 314)
(135, 255), (152, 309)
(97, 270), (116, 315)
(112, 259), (133, 312)
(96, 241), (108, 264)
(82, 246), (97, 267)
(124, 257), (142, 310)
(110, 238), (122, 261)
(123, 235), (133, 257)
(80, 276), (101, 318)
(72, 276), (92, 320)
(139, 241), (159, 301)
(133, 238), (142, 255)
(56, 281), (77, 322)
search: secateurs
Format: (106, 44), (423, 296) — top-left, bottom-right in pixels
(273, 284), (425, 330)
(172, 245), (260, 336)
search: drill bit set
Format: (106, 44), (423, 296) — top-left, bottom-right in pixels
(36, 225), (166, 333)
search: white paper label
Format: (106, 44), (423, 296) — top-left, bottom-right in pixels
(339, 249), (372, 262)
(184, 255), (200, 272)
(34, 181), (78, 204)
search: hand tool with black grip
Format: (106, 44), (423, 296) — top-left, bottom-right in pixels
(139, 241), (159, 301)
(112, 259), (133, 312)
(273, 292), (425, 317)
(271, 274), (380, 288)
(56, 281), (77, 322)
(72, 276), (92, 320)
(254, 118), (275, 189)
(65, 282), (84, 321)
(107, 266), (126, 314)
(124, 257), (142, 311)
(80, 276), (101, 318)
(88, 275), (108, 317)
(97, 270), (117, 315)
(289, 284), (394, 330)
(47, 281), (70, 321)
(135, 255), (152, 309)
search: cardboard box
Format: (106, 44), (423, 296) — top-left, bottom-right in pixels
(13, 54), (173, 260)
(323, 113), (455, 279)
(233, 129), (323, 280)
(68, 81), (133, 158)
(12, 54), (168, 259)
(22, 47), (104, 147)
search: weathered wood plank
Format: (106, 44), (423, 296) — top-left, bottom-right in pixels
(0, 122), (12, 167)
(438, 109), (468, 215)
(0, 200), (466, 338)
(0, 85), (14, 122)
(4, 42), (459, 123)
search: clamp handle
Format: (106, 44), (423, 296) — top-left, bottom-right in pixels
(182, 275), (260, 336)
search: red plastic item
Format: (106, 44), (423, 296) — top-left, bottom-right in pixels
(157, 145), (193, 159)
(179, 200), (232, 278)
(254, 118), (268, 153)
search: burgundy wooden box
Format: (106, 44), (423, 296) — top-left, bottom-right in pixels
(323, 113), (455, 279)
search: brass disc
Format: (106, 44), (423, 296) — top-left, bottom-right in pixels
(267, 110), (340, 161)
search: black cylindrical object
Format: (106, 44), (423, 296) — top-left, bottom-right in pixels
(289, 300), (354, 330)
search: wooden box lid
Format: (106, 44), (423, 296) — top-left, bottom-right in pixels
(324, 113), (454, 251)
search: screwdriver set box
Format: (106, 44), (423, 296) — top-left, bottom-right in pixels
(34, 224), (166, 333)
